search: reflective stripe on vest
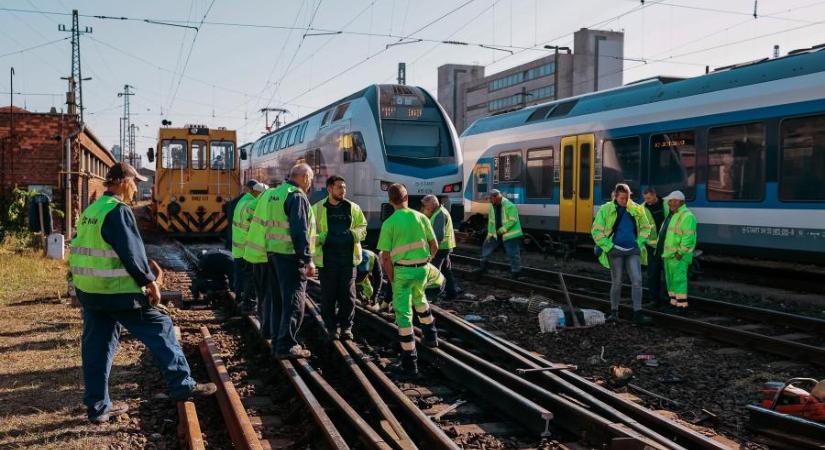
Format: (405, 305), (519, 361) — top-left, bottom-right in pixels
(382, 209), (432, 265)
(263, 183), (316, 255)
(430, 206), (456, 250)
(69, 195), (143, 295)
(231, 193), (255, 258)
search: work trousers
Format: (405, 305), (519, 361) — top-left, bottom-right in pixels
(645, 245), (666, 304)
(392, 266), (437, 355)
(81, 306), (196, 420)
(608, 251), (643, 312)
(256, 260), (280, 340)
(428, 249), (459, 299)
(664, 257), (690, 308)
(319, 264), (356, 333)
(480, 237), (521, 273)
(233, 258), (256, 309)
(273, 254), (308, 354)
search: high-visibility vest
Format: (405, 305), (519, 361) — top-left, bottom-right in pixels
(661, 204), (697, 264)
(312, 197), (367, 267)
(231, 192), (255, 258)
(249, 182), (316, 256)
(487, 197), (523, 241)
(243, 188), (274, 264)
(430, 206), (456, 250)
(424, 262), (445, 289)
(69, 195), (143, 294)
(380, 208), (433, 266)
(356, 249), (377, 299)
(240, 196), (260, 263)
(591, 199), (653, 269)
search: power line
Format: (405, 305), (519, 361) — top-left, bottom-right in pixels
(165, 0), (216, 116)
(0, 36), (70, 59)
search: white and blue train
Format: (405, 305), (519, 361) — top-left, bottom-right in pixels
(241, 84), (464, 229)
(461, 45), (825, 263)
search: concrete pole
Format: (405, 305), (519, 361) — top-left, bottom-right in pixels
(64, 123), (85, 235)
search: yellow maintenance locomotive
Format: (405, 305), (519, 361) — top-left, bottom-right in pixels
(147, 125), (240, 236)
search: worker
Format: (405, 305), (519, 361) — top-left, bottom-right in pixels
(231, 180), (262, 310)
(642, 187), (667, 305)
(591, 183), (653, 325)
(68, 162), (216, 424)
(312, 175), (367, 341)
(240, 182), (268, 313)
(243, 184), (279, 339)
(356, 249), (383, 306)
(420, 195), (461, 300)
(191, 248), (234, 302)
(476, 189), (523, 278)
(269, 164), (317, 359)
(660, 191), (697, 312)
(377, 183), (439, 378)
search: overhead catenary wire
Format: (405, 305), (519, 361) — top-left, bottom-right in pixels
(165, 0), (217, 117)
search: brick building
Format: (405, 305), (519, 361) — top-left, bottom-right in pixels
(0, 106), (117, 233)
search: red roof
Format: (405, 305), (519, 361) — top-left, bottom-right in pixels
(0, 105), (30, 113)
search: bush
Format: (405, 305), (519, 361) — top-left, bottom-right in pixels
(0, 187), (63, 244)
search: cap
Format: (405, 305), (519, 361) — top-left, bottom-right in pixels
(244, 179), (260, 189)
(663, 190), (686, 201)
(253, 183), (267, 193)
(106, 162), (146, 182)
(489, 189), (502, 197)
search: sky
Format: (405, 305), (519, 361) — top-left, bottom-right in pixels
(2, 0), (825, 167)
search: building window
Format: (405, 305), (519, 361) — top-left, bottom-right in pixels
(161, 140), (188, 169)
(601, 137), (641, 199)
(526, 147), (553, 198)
(210, 141), (234, 170)
(650, 131), (697, 200)
(495, 150), (522, 184)
(488, 63), (555, 92)
(707, 122), (765, 201)
(780, 115), (825, 201)
(191, 140), (207, 169)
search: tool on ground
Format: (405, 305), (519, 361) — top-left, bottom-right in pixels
(516, 364), (577, 374)
(759, 378), (825, 422)
(430, 400), (467, 421)
(557, 273), (580, 327)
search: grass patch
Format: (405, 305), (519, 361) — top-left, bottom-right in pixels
(0, 234), (68, 306)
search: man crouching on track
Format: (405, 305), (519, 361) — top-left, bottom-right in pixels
(246, 163), (317, 359)
(377, 183), (440, 378)
(68, 162), (217, 424)
(312, 175), (367, 341)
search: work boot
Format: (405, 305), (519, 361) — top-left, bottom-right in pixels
(421, 324), (439, 348)
(632, 311), (653, 326)
(340, 328), (354, 341)
(89, 401), (129, 424)
(188, 382), (218, 398)
(326, 328), (340, 341)
(605, 310), (619, 322)
(275, 345), (312, 359)
(390, 350), (419, 380)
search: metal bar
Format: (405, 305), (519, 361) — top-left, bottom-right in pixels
(558, 272), (580, 327)
(198, 327), (262, 450)
(747, 405), (825, 447)
(292, 358), (394, 450)
(177, 401), (205, 450)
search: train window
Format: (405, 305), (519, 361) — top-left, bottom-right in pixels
(562, 145), (574, 199)
(526, 147), (553, 198)
(601, 137), (640, 199)
(579, 143), (592, 200)
(288, 127), (299, 146)
(271, 134), (282, 153)
(343, 131), (367, 163)
(650, 131), (696, 200)
(321, 110), (332, 126)
(780, 115), (825, 201)
(333, 103), (350, 121)
(161, 140), (187, 169)
(281, 130), (292, 149)
(495, 151), (522, 184)
(191, 140), (207, 169)
(210, 141), (234, 170)
(707, 122), (765, 201)
(305, 148), (321, 173)
(299, 123), (308, 143)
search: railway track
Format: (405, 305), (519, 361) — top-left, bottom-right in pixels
(451, 253), (825, 367)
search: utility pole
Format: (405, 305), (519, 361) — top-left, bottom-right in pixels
(544, 45), (570, 100)
(118, 85), (134, 165)
(397, 62), (406, 85)
(59, 9), (92, 121)
(260, 107), (289, 132)
(129, 124), (138, 167)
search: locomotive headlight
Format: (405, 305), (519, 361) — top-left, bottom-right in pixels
(442, 182), (462, 193)
(380, 180), (393, 191)
(167, 201), (182, 216)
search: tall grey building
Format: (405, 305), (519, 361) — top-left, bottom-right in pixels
(438, 28), (624, 134)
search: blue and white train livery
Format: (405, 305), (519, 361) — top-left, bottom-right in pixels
(241, 84), (463, 229)
(461, 45), (825, 262)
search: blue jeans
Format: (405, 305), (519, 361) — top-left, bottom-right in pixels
(428, 249), (459, 298)
(273, 255), (308, 354)
(608, 250), (643, 311)
(481, 237), (522, 273)
(81, 306), (196, 420)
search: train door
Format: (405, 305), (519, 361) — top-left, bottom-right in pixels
(472, 163), (490, 202)
(559, 134), (595, 233)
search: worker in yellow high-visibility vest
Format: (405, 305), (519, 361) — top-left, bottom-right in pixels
(659, 191), (697, 312)
(476, 189), (523, 278)
(231, 180), (266, 312)
(420, 194), (460, 300)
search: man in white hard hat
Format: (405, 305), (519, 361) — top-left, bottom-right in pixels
(658, 191), (697, 312)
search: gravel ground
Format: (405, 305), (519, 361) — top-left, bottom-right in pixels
(439, 279), (822, 448)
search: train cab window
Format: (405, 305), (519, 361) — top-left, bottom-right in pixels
(601, 137), (640, 199)
(210, 141), (234, 170)
(526, 147), (554, 198)
(650, 131), (696, 200)
(707, 122), (765, 201)
(333, 103), (350, 121)
(191, 140), (207, 169)
(161, 140), (187, 169)
(495, 151), (523, 184)
(780, 115), (825, 201)
(343, 131), (367, 163)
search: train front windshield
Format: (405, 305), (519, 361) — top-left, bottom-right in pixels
(378, 85), (455, 168)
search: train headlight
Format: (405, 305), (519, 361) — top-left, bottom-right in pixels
(167, 201), (182, 216)
(380, 180), (393, 191)
(442, 182), (462, 193)
(178, 196), (185, 203)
